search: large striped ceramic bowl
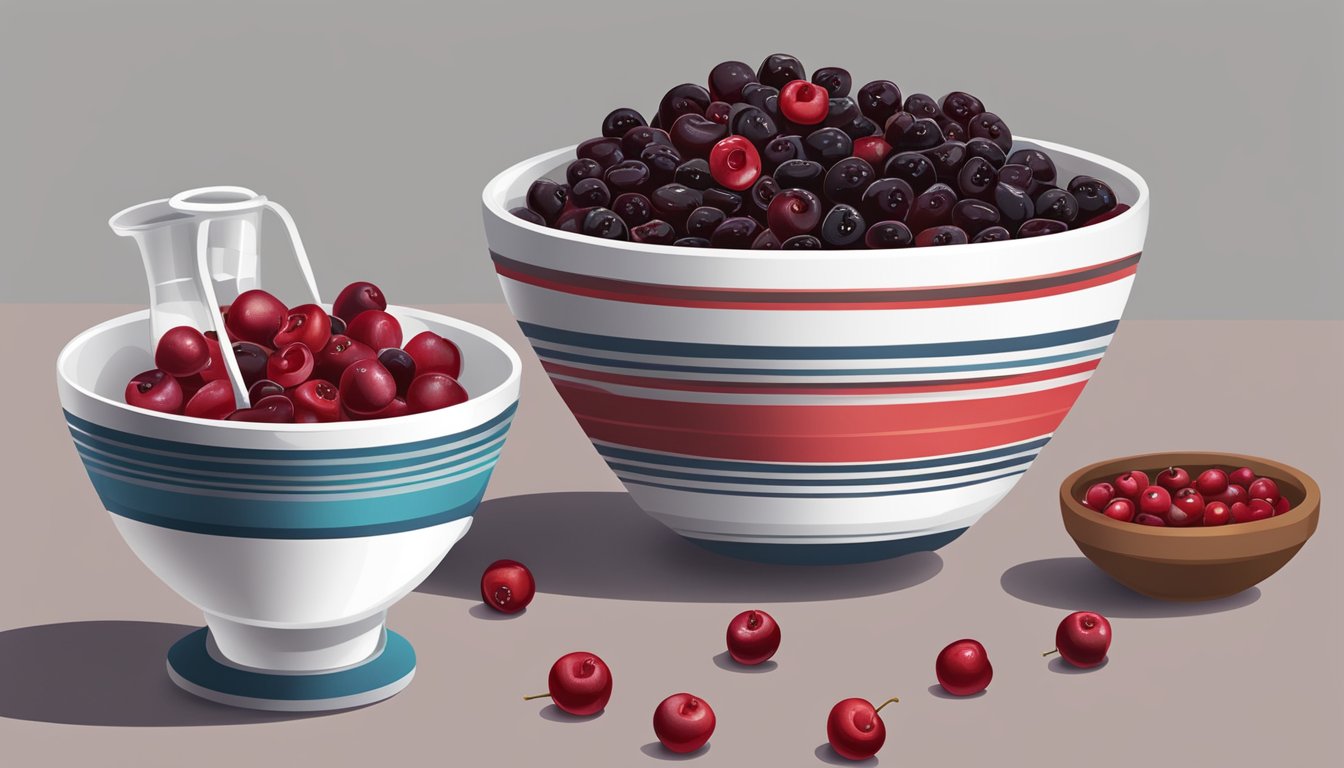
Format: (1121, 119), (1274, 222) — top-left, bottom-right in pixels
(483, 139), (1148, 565)
(56, 306), (520, 708)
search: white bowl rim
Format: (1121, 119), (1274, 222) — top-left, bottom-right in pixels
(482, 136), (1149, 260)
(56, 304), (522, 433)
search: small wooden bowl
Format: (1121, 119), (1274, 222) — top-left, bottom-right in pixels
(1059, 452), (1320, 601)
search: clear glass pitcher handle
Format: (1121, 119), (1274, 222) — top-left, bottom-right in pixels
(183, 192), (325, 410)
(261, 199), (322, 308)
(195, 218), (250, 409)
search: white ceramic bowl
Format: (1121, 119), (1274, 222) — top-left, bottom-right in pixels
(57, 305), (521, 707)
(483, 139), (1149, 565)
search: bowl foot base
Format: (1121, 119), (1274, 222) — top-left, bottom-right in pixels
(166, 626), (416, 712)
(684, 527), (967, 565)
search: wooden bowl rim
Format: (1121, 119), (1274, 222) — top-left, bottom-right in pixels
(1059, 451), (1320, 550)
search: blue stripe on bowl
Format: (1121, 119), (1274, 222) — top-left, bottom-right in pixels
(75, 445), (501, 496)
(84, 466), (491, 538)
(530, 346), (1110, 377)
(594, 437), (1052, 473)
(71, 433), (506, 488)
(518, 321), (1119, 360)
(619, 468), (1027, 499)
(168, 627), (415, 702)
(66, 402), (518, 539)
(687, 528), (967, 565)
(62, 403), (517, 462)
(66, 420), (511, 476)
(604, 453), (1037, 487)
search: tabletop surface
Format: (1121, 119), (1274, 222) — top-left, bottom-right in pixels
(1, 304), (1339, 767)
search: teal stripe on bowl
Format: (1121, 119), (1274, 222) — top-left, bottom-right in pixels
(63, 402), (517, 462)
(66, 418), (511, 476)
(518, 320), (1119, 360)
(75, 444), (501, 495)
(619, 468), (1028, 499)
(531, 346), (1110, 377)
(603, 453), (1037, 487)
(594, 436), (1052, 473)
(83, 464), (494, 538)
(71, 432), (507, 487)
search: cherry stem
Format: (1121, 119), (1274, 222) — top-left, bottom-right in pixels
(1042, 649), (1059, 658)
(873, 696), (900, 714)
(522, 693), (552, 701)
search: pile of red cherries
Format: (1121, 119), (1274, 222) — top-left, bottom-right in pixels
(513, 53), (1129, 249)
(123, 282), (467, 423)
(1082, 465), (1291, 526)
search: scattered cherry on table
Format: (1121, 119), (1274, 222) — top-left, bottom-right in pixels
(1044, 611), (1111, 668)
(725, 609), (781, 665)
(652, 693), (716, 754)
(480, 559), (536, 614)
(826, 696), (899, 761)
(524, 652), (612, 716)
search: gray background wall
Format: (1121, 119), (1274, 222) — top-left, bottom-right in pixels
(1, 0), (1340, 318)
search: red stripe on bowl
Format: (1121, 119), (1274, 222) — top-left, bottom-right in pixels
(492, 252), (1140, 311)
(553, 380), (1085, 463)
(540, 358), (1101, 396)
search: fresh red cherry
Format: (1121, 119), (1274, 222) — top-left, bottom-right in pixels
(1045, 611), (1111, 669)
(1083, 482), (1115, 510)
(1210, 483), (1249, 507)
(480, 559), (536, 614)
(779, 80), (829, 125)
(406, 373), (468, 413)
(1228, 466), (1257, 488)
(1245, 498), (1275, 522)
(124, 369), (183, 414)
(1154, 466), (1190, 493)
(345, 309), (403, 351)
(273, 303), (331, 352)
(224, 289), (287, 346)
(248, 378), (285, 405)
(350, 397), (409, 420)
(1229, 501), (1256, 523)
(1113, 470), (1149, 500)
(316, 334), (376, 383)
(1134, 513), (1167, 526)
(726, 609), (781, 665)
(339, 358), (397, 414)
(653, 693), (715, 755)
(708, 136), (762, 191)
(199, 336), (228, 382)
(1195, 468), (1229, 497)
(1248, 477), (1280, 503)
(184, 379), (236, 420)
(524, 652), (612, 716)
(826, 696), (899, 761)
(1168, 488), (1205, 527)
(1274, 496), (1291, 515)
(1102, 498), (1135, 523)
(852, 136), (893, 167)
(935, 639), (992, 696)
(226, 393), (294, 423)
(1138, 486), (1172, 517)
(403, 331), (463, 379)
(1202, 501), (1231, 526)
(155, 326), (211, 377)
(332, 281), (387, 323)
(289, 379), (341, 422)
(267, 342), (316, 389)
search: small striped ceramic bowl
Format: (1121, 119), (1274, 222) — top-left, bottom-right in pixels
(483, 138), (1148, 565)
(57, 306), (520, 687)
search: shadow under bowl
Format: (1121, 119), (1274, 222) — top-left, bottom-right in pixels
(1059, 451), (1320, 601)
